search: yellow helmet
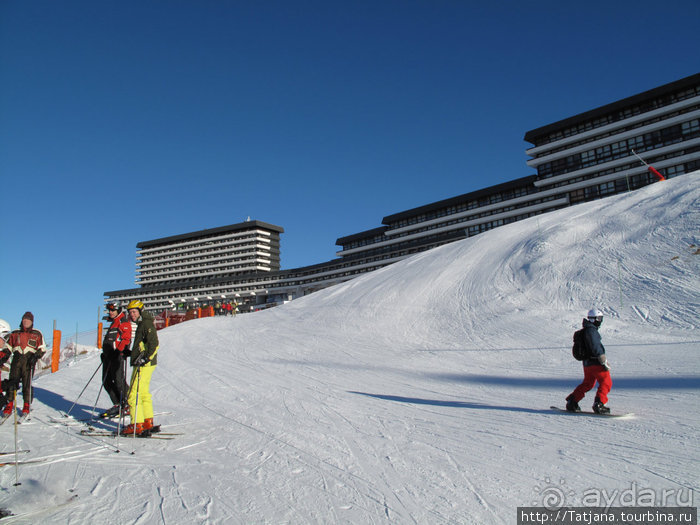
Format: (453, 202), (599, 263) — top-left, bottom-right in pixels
(127, 299), (144, 311)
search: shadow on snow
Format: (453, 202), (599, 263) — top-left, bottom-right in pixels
(427, 373), (700, 390)
(32, 386), (116, 431)
(348, 391), (553, 415)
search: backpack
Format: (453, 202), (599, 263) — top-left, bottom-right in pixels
(571, 329), (590, 361)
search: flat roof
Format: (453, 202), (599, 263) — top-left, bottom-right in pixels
(137, 220), (284, 249)
(336, 226), (388, 246)
(381, 175), (538, 225)
(524, 72), (700, 144)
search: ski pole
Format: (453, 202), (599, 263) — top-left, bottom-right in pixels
(131, 367), (141, 454)
(88, 359), (113, 421)
(13, 390), (20, 486)
(64, 361), (102, 417)
(115, 357), (129, 452)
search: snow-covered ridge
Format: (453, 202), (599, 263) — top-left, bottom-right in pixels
(1, 172), (698, 523)
(233, 170), (699, 348)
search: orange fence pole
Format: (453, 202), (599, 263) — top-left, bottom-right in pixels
(97, 322), (103, 349)
(51, 329), (61, 373)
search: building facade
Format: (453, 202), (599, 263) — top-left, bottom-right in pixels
(524, 73), (699, 205)
(134, 220), (282, 287)
(105, 220), (286, 312)
(105, 73), (700, 313)
(333, 73), (699, 268)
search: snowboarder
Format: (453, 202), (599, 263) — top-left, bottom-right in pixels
(565, 309), (612, 414)
(99, 303), (132, 418)
(2, 312), (47, 417)
(122, 300), (159, 435)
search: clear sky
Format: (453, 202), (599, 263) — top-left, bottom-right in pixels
(1, 0), (699, 340)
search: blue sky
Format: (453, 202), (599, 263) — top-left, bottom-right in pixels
(1, 0), (699, 340)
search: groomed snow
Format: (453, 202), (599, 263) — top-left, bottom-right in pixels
(1, 172), (698, 524)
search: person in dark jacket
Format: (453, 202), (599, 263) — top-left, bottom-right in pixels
(122, 300), (159, 435)
(0, 319), (12, 410)
(99, 303), (132, 418)
(566, 309), (612, 414)
(2, 312), (47, 416)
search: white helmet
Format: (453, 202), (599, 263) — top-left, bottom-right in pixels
(0, 318), (11, 339)
(587, 308), (603, 326)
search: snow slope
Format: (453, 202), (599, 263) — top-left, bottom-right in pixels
(1, 173), (698, 524)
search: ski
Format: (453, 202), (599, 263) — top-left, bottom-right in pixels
(80, 432), (177, 440)
(0, 412), (29, 425)
(79, 431), (181, 437)
(0, 450), (29, 456)
(53, 410), (171, 423)
(80, 425), (181, 439)
(0, 457), (51, 467)
(0, 493), (79, 520)
(550, 406), (634, 418)
(49, 415), (99, 426)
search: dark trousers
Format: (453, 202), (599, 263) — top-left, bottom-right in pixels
(8, 353), (36, 405)
(101, 350), (129, 406)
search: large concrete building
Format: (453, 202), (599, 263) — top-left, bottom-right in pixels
(134, 220), (283, 287)
(105, 73), (700, 313)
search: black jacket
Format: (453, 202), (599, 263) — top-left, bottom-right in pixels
(581, 318), (606, 367)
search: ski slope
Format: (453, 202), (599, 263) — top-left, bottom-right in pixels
(1, 172), (698, 524)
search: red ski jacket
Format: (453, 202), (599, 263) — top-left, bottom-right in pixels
(102, 312), (132, 353)
(3, 328), (47, 357)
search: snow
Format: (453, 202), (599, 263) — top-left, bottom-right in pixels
(1, 173), (698, 524)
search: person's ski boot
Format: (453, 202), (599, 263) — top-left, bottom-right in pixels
(592, 398), (610, 415)
(121, 422), (144, 435)
(21, 402), (30, 417)
(100, 404), (120, 418)
(565, 395), (581, 412)
(138, 418), (160, 437)
(2, 401), (13, 417)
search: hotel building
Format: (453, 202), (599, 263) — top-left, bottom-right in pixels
(105, 73), (700, 313)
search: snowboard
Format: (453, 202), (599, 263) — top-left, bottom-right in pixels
(550, 406), (634, 418)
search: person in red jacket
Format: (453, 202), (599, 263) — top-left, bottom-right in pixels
(2, 312), (47, 417)
(99, 303), (132, 418)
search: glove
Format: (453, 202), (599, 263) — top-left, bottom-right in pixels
(597, 354), (611, 370)
(1, 378), (19, 391)
(133, 354), (149, 367)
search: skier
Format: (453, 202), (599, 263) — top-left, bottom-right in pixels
(2, 312), (47, 417)
(0, 319), (12, 410)
(565, 309), (612, 414)
(99, 303), (132, 418)
(122, 300), (159, 435)
(0, 319), (10, 348)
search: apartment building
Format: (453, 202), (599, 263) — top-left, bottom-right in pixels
(105, 73), (700, 313)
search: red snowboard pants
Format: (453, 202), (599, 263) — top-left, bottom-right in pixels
(570, 364), (612, 404)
